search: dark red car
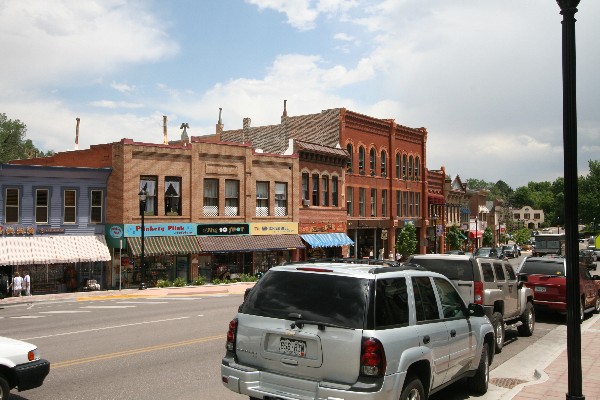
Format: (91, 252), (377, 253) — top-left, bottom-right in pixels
(518, 256), (600, 321)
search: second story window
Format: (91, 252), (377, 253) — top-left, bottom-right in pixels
(321, 176), (329, 206)
(369, 148), (376, 175)
(312, 174), (319, 206)
(395, 153), (401, 179)
(409, 156), (414, 179)
(415, 192), (420, 217)
(140, 176), (157, 215)
(415, 156), (421, 180)
(382, 190), (387, 217)
(402, 154), (408, 179)
(203, 179), (219, 217)
(302, 173), (309, 202)
(90, 190), (103, 223)
(358, 146), (365, 172)
(346, 144), (353, 172)
(35, 188), (49, 224)
(332, 176), (339, 207)
(64, 189), (76, 224)
(359, 188), (366, 217)
(225, 180), (239, 216)
(403, 191), (408, 216)
(370, 188), (376, 216)
(346, 187), (353, 216)
(256, 181), (269, 216)
(396, 190), (401, 217)
(165, 176), (181, 216)
(4, 188), (19, 224)
(381, 150), (387, 177)
(275, 182), (287, 216)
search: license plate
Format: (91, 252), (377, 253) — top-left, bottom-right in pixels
(535, 286), (547, 292)
(279, 338), (306, 357)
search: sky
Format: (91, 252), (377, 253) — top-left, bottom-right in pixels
(1, 0), (598, 189)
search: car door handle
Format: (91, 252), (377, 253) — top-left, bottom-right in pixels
(450, 329), (457, 337)
(423, 335), (430, 344)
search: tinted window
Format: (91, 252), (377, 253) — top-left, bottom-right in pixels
(375, 277), (409, 328)
(410, 258), (474, 280)
(519, 260), (565, 276)
(413, 277), (440, 322)
(433, 277), (466, 319)
(241, 270), (368, 329)
(505, 264), (517, 281)
(493, 263), (505, 281)
(481, 263), (495, 282)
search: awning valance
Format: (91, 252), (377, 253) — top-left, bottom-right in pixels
(197, 235), (305, 253)
(428, 194), (445, 205)
(126, 236), (203, 257)
(0, 235), (111, 266)
(469, 230), (483, 239)
(300, 233), (354, 248)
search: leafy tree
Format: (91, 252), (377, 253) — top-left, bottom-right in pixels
(482, 227), (494, 247)
(0, 113), (52, 162)
(396, 223), (418, 260)
(445, 225), (464, 250)
(513, 228), (530, 246)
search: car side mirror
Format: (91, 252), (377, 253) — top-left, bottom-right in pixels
(467, 303), (486, 318)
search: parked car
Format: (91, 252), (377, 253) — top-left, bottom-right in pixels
(0, 336), (50, 399)
(408, 254), (535, 354)
(222, 262), (495, 400)
(473, 247), (506, 259)
(501, 245), (518, 259)
(587, 246), (600, 262)
(518, 257), (600, 321)
(448, 249), (466, 255)
(580, 249), (596, 270)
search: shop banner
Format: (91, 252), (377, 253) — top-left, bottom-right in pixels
(251, 222), (298, 235)
(197, 223), (249, 236)
(299, 222), (346, 234)
(124, 223), (197, 237)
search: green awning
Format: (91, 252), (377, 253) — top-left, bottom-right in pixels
(127, 236), (202, 257)
(459, 233), (468, 240)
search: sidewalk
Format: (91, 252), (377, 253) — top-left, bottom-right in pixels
(3, 283), (600, 399)
(0, 281), (255, 306)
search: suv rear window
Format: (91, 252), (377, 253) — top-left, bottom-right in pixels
(241, 270), (369, 329)
(411, 258), (475, 281)
(519, 260), (565, 276)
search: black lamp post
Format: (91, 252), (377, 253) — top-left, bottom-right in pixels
(557, 216), (561, 234)
(138, 189), (147, 290)
(475, 216), (478, 250)
(433, 213), (438, 254)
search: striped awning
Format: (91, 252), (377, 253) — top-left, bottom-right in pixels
(300, 233), (354, 248)
(0, 235), (111, 265)
(197, 235), (305, 253)
(126, 236), (203, 257)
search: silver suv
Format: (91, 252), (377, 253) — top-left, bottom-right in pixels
(221, 262), (494, 400)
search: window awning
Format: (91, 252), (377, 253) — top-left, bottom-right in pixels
(0, 235), (111, 265)
(126, 236), (203, 257)
(300, 233), (354, 248)
(469, 230), (483, 239)
(459, 233), (468, 240)
(197, 235), (305, 253)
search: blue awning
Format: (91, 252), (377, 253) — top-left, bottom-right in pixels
(300, 233), (355, 248)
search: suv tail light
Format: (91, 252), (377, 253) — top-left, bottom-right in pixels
(474, 281), (484, 305)
(360, 337), (386, 378)
(226, 318), (238, 353)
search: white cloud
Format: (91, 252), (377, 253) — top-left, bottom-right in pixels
(110, 82), (136, 93)
(90, 100), (144, 109)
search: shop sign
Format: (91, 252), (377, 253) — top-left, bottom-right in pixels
(251, 222), (298, 235)
(108, 225), (124, 239)
(197, 223), (249, 236)
(36, 227), (65, 235)
(124, 223), (197, 237)
(299, 222), (346, 234)
(381, 229), (388, 240)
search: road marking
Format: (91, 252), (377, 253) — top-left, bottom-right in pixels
(51, 335), (224, 369)
(116, 301), (169, 304)
(19, 316), (190, 341)
(39, 310), (92, 314)
(79, 305), (137, 309)
(10, 315), (47, 319)
(151, 297), (201, 300)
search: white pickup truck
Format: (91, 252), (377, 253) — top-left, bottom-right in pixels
(0, 336), (50, 400)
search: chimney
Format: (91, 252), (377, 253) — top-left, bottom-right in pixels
(242, 117), (251, 143)
(75, 117), (80, 150)
(180, 123), (189, 144)
(215, 108), (223, 141)
(163, 116), (168, 144)
(281, 99), (288, 123)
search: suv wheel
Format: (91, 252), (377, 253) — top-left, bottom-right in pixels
(468, 345), (489, 394)
(517, 302), (535, 336)
(594, 296), (600, 314)
(0, 375), (9, 400)
(492, 312), (504, 354)
(400, 376), (425, 400)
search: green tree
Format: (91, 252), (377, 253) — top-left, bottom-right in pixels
(482, 227), (494, 247)
(445, 225), (464, 250)
(396, 223), (418, 260)
(0, 113), (52, 162)
(513, 228), (530, 246)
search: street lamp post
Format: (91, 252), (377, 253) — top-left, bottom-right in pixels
(433, 213), (438, 254)
(475, 216), (478, 250)
(138, 190), (147, 290)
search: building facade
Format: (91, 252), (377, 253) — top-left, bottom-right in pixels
(512, 206), (545, 229)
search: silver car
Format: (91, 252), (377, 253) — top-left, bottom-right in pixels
(221, 262), (494, 400)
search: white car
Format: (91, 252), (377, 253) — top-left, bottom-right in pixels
(0, 336), (50, 400)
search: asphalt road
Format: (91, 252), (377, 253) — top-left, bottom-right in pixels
(2, 254), (596, 400)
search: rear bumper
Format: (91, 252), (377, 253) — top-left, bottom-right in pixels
(14, 359), (50, 391)
(221, 357), (403, 400)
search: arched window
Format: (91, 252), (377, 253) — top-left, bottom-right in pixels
(408, 155), (414, 179)
(395, 153), (401, 179)
(402, 154), (408, 179)
(358, 146), (365, 173)
(381, 150), (387, 177)
(415, 156), (420, 180)
(369, 148), (376, 175)
(346, 143), (353, 172)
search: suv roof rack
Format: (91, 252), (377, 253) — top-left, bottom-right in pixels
(369, 263), (427, 274)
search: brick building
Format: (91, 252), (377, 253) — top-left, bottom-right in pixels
(217, 103), (429, 258)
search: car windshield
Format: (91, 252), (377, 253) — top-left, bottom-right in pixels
(519, 260), (565, 276)
(241, 270), (369, 329)
(502, 246), (512, 251)
(474, 248), (491, 256)
(410, 258), (475, 281)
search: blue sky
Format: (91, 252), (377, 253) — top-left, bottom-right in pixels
(1, 0), (599, 189)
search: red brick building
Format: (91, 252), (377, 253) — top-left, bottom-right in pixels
(218, 103), (429, 257)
